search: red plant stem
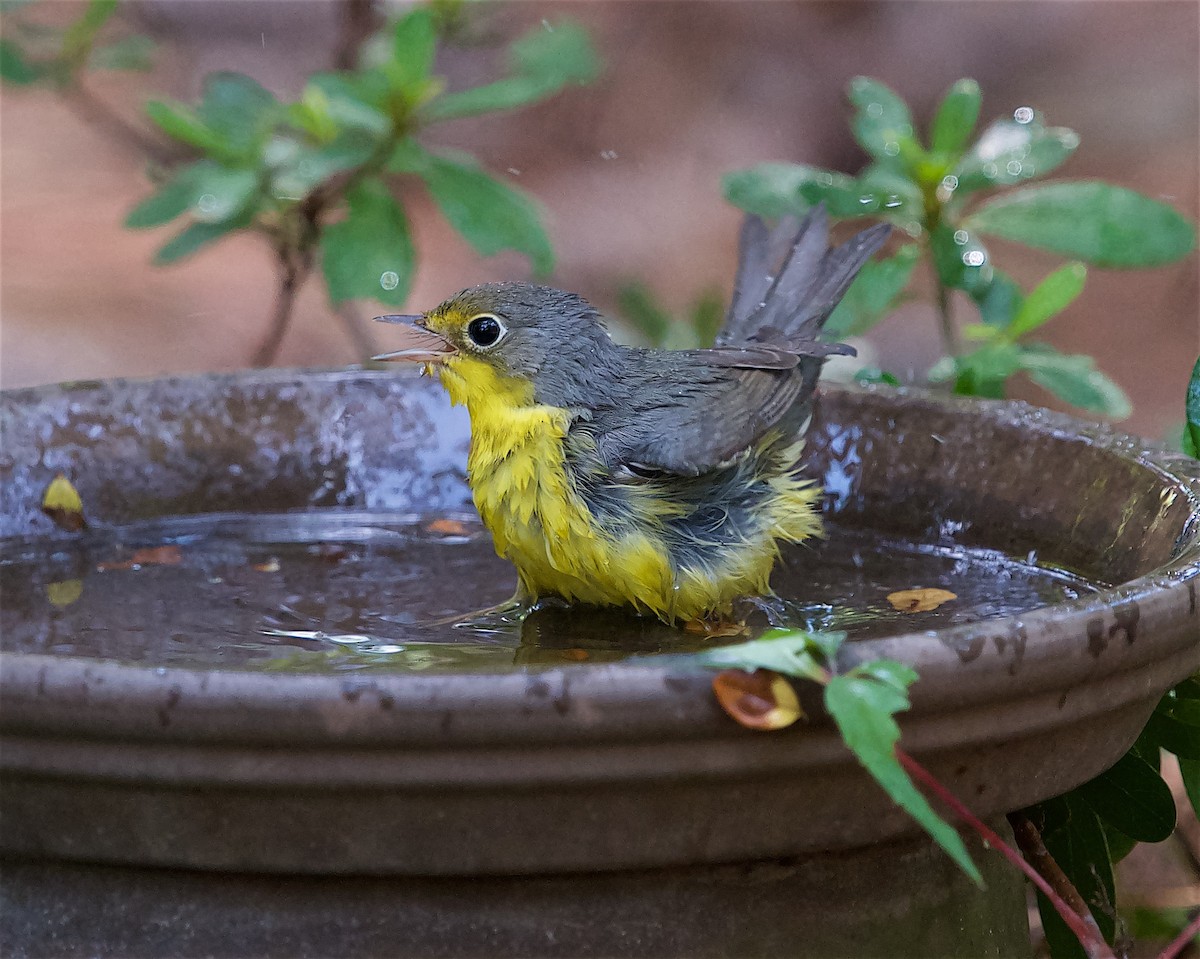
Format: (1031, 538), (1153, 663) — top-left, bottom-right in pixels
(896, 748), (1116, 959)
(1158, 912), (1200, 959)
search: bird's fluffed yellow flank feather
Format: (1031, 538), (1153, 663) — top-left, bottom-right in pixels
(435, 352), (820, 622)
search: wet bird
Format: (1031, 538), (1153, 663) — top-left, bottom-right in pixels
(375, 207), (889, 626)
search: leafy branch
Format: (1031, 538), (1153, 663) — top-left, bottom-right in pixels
(709, 76), (1196, 418)
(699, 629), (1200, 959)
(1, 0), (600, 365)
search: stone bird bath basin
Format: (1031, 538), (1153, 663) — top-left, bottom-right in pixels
(2, 368), (1198, 957)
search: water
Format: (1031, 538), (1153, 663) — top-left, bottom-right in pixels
(0, 510), (1098, 673)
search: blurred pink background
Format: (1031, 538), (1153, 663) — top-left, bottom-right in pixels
(2, 1), (1197, 439)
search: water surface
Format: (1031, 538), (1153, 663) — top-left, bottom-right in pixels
(0, 510), (1098, 672)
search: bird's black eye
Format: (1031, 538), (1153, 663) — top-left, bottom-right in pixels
(466, 314), (504, 348)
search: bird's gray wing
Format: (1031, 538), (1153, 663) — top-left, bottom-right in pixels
(592, 348), (827, 477)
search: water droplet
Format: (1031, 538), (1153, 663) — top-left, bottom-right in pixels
(1013, 106), (1034, 124)
(197, 193), (218, 214)
(867, 102), (884, 118)
(1060, 130), (1080, 150)
(819, 172), (834, 186)
(953, 229), (969, 245)
(859, 195), (875, 206)
(883, 141), (900, 157)
(599, 150), (618, 160)
(962, 250), (986, 267)
(941, 174), (959, 192)
(1005, 159), (1023, 176)
(982, 162), (998, 178)
(883, 195), (902, 209)
(506, 167), (521, 176)
(541, 18), (553, 31)
(380, 271), (400, 291)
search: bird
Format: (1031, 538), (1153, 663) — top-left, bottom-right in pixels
(374, 206), (890, 628)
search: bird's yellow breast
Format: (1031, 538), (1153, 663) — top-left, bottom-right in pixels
(435, 356), (678, 616)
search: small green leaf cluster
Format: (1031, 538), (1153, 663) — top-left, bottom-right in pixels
(616, 284), (725, 349)
(1024, 676), (1200, 957)
(119, 8), (596, 305)
(700, 629), (982, 884)
(724, 76), (1197, 419)
(0, 0), (153, 86)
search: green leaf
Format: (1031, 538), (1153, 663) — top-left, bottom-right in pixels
(153, 213), (249, 266)
(125, 164), (202, 228)
(388, 8), (436, 92)
(1186, 357), (1200, 458)
(1143, 694), (1200, 758)
(1100, 820), (1137, 864)
(304, 72), (392, 136)
(826, 244), (919, 337)
(967, 181), (1197, 268)
(690, 292), (724, 349)
(88, 34), (155, 72)
(617, 283), (672, 347)
(852, 165), (923, 227)
(1036, 794), (1116, 952)
(145, 100), (228, 155)
(929, 78), (981, 158)
(952, 113), (1078, 194)
(698, 629), (841, 685)
(320, 177), (415, 306)
(1017, 346), (1131, 418)
(126, 160), (259, 228)
(426, 21), (598, 121)
(0, 38), (41, 84)
(723, 163), (852, 219)
(824, 674), (982, 884)
(947, 343), (1021, 399)
(196, 72), (280, 158)
(970, 268), (1024, 328)
(418, 153), (553, 275)
(1073, 750), (1175, 842)
(61, 0), (118, 63)
(930, 223), (992, 295)
(1007, 262), (1086, 338)
(846, 76), (920, 172)
(268, 135), (377, 200)
(854, 367), (901, 387)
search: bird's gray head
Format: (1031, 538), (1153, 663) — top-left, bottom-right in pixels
(374, 282), (620, 406)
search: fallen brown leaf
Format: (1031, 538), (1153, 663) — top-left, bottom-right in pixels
(253, 558), (281, 573)
(684, 618), (750, 638)
(41, 474), (87, 532)
(712, 669), (803, 731)
(887, 587), (957, 613)
(426, 518), (470, 536)
(98, 545), (184, 572)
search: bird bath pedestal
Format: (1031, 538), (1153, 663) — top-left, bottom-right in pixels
(2, 369), (1198, 957)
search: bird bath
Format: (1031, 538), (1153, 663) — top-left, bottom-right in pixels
(2, 368), (1199, 957)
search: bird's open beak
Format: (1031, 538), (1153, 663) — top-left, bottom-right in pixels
(372, 315), (457, 363)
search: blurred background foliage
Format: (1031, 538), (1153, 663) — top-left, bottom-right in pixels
(1, 1), (1196, 441)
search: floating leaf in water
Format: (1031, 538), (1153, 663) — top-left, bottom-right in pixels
(887, 587), (957, 612)
(97, 544), (183, 572)
(253, 557), (281, 573)
(426, 518), (471, 535)
(684, 618), (750, 638)
(41, 473), (87, 532)
(45, 579), (83, 607)
(711, 669), (803, 730)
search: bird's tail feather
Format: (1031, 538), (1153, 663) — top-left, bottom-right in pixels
(717, 205), (891, 349)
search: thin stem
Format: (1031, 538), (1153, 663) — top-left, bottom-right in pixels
(333, 0), (381, 70)
(1158, 912), (1200, 959)
(896, 749), (1116, 959)
(335, 302), (380, 362)
(930, 252), (961, 358)
(62, 84), (182, 171)
(251, 248), (313, 367)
